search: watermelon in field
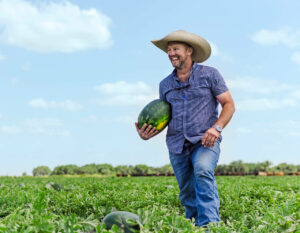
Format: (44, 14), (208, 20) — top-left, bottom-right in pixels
(138, 99), (171, 131)
(102, 211), (141, 233)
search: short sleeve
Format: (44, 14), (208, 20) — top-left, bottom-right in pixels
(211, 68), (228, 96)
(159, 81), (165, 100)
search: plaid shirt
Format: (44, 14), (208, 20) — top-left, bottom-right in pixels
(159, 63), (228, 154)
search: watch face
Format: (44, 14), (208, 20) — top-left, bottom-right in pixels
(214, 126), (222, 132)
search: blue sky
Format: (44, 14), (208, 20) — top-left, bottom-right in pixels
(1, 0), (300, 175)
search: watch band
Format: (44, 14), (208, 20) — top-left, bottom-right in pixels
(213, 125), (223, 133)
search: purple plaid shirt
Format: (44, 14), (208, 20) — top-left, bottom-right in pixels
(159, 63), (228, 154)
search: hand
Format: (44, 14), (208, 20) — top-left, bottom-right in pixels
(201, 127), (220, 148)
(135, 122), (159, 140)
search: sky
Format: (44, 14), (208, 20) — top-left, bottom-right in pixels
(1, 0), (300, 176)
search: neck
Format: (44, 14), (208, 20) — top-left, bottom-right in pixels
(176, 60), (193, 82)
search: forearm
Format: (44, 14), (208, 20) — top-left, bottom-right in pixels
(214, 102), (235, 129)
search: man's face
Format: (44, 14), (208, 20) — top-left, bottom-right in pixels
(167, 42), (193, 69)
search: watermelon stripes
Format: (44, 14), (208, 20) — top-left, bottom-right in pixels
(138, 99), (171, 131)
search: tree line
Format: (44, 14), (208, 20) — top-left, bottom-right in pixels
(32, 161), (300, 177)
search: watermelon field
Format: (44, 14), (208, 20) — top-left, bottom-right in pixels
(0, 176), (299, 232)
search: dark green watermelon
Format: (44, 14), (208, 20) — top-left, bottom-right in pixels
(138, 99), (171, 131)
(102, 211), (141, 233)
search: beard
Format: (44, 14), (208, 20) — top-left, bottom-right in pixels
(170, 56), (185, 69)
(172, 60), (183, 69)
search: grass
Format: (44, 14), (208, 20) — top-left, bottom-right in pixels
(0, 176), (299, 232)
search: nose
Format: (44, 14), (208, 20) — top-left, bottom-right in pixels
(168, 49), (175, 56)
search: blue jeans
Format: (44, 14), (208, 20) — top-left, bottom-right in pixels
(169, 141), (220, 227)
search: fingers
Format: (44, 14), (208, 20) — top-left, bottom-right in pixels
(212, 136), (218, 146)
(135, 123), (148, 134)
(135, 122), (159, 140)
(202, 128), (220, 148)
(144, 125), (159, 139)
(135, 122), (139, 132)
(144, 124), (153, 134)
(202, 135), (213, 148)
(149, 126), (159, 137)
(141, 123), (148, 131)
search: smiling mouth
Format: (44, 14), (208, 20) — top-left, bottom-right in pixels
(170, 57), (179, 62)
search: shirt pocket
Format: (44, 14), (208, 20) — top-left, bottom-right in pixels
(165, 89), (182, 103)
(185, 85), (211, 100)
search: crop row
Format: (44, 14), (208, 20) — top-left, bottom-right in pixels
(0, 176), (299, 232)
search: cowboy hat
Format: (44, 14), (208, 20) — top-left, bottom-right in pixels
(151, 30), (211, 63)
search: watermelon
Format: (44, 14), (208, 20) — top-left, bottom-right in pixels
(102, 211), (141, 233)
(138, 99), (171, 131)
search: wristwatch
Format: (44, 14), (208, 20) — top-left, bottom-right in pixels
(213, 125), (223, 133)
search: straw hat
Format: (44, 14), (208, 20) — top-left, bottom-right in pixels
(151, 30), (211, 63)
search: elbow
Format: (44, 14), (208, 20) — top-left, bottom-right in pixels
(232, 102), (236, 114)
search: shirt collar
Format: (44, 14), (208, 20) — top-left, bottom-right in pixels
(172, 62), (197, 83)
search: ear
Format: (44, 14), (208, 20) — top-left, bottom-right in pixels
(187, 46), (193, 56)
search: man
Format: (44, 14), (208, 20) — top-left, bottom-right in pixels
(135, 30), (235, 227)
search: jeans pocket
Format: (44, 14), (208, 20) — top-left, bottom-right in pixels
(207, 141), (220, 156)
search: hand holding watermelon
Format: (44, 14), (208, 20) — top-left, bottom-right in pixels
(135, 99), (171, 140)
(135, 122), (159, 140)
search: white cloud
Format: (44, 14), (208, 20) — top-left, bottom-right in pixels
(291, 51), (300, 65)
(264, 120), (300, 136)
(235, 120), (300, 137)
(0, 0), (113, 53)
(1, 125), (21, 134)
(87, 114), (136, 124)
(95, 81), (153, 95)
(289, 132), (300, 136)
(0, 52), (5, 60)
(29, 98), (83, 111)
(24, 118), (70, 137)
(236, 127), (251, 134)
(251, 27), (300, 48)
(291, 90), (300, 99)
(11, 78), (21, 85)
(210, 43), (219, 57)
(236, 98), (298, 111)
(228, 76), (300, 111)
(227, 77), (294, 95)
(210, 42), (233, 62)
(94, 81), (158, 107)
(21, 62), (30, 71)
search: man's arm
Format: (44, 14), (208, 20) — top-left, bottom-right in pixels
(201, 90), (235, 147)
(214, 90), (235, 129)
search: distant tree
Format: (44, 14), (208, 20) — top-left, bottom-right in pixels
(22, 172), (27, 176)
(51, 165), (79, 175)
(215, 161), (273, 175)
(215, 164), (227, 175)
(74, 167), (85, 175)
(32, 166), (51, 176)
(96, 164), (115, 175)
(157, 164), (174, 176)
(80, 164), (98, 174)
(133, 164), (154, 176)
(115, 165), (133, 176)
(243, 163), (257, 174)
(228, 160), (246, 174)
(271, 163), (297, 174)
(256, 161), (272, 172)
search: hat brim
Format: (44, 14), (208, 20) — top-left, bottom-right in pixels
(151, 30), (211, 63)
